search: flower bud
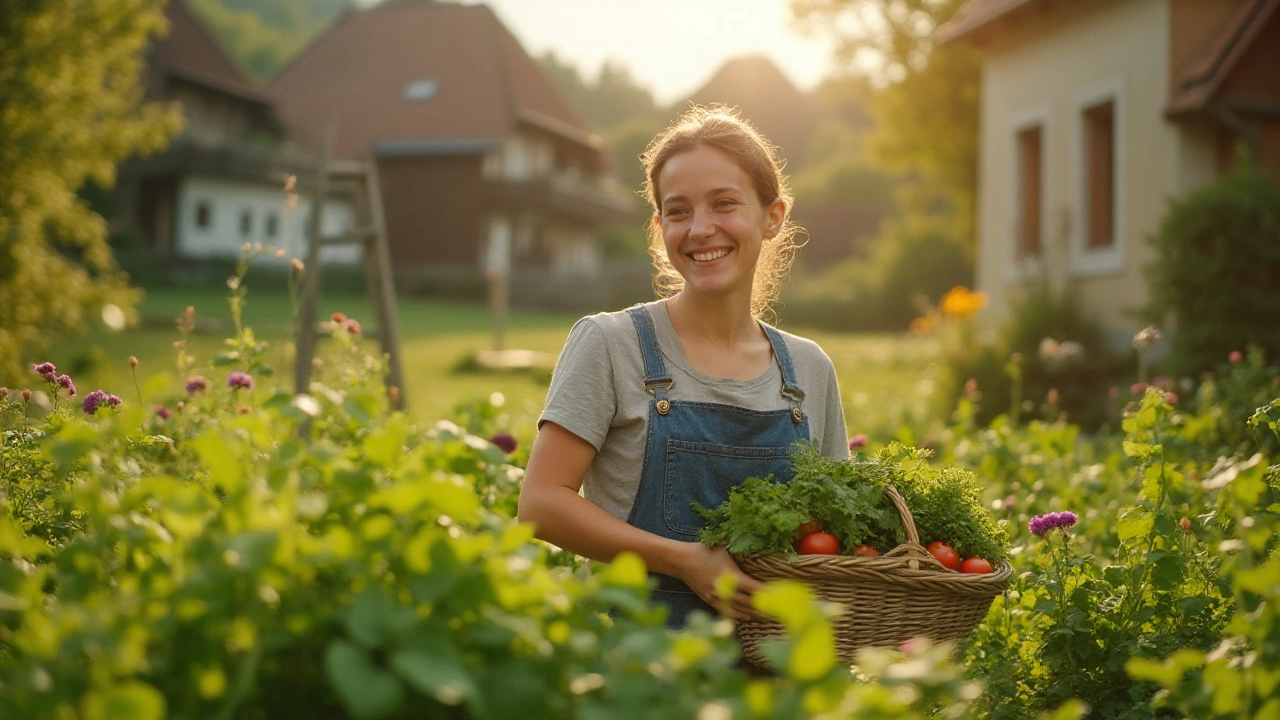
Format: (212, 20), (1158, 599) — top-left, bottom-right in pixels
(22, 389), (32, 403)
(129, 356), (138, 369)
(1180, 517), (1191, 533)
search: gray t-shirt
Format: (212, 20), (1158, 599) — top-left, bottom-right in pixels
(538, 300), (850, 521)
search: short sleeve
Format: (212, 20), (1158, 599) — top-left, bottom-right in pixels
(538, 318), (617, 451)
(819, 355), (850, 461)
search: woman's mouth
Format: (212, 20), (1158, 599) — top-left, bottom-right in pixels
(690, 248), (731, 262)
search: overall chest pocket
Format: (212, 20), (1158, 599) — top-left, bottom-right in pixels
(663, 440), (793, 537)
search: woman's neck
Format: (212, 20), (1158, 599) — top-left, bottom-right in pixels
(664, 290), (761, 349)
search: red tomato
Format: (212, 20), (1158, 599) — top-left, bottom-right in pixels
(854, 545), (880, 558)
(797, 516), (822, 535)
(797, 532), (840, 555)
(960, 557), (994, 574)
(927, 541), (961, 570)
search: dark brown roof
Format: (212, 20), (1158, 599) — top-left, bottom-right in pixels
(1168, 0), (1280, 116)
(147, 0), (272, 104)
(936, 0), (1047, 44)
(269, 0), (596, 159)
(683, 55), (816, 167)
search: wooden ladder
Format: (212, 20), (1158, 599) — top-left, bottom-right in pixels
(294, 123), (406, 410)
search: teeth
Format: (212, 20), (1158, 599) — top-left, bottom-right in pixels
(692, 249), (728, 262)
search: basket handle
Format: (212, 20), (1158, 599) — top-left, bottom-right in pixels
(883, 484), (920, 546)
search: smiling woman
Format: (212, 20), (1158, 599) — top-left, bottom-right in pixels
(517, 106), (849, 648)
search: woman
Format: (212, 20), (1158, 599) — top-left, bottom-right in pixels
(518, 106), (849, 629)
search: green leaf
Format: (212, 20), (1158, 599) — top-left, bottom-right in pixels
(325, 640), (405, 720)
(362, 418), (407, 468)
(389, 646), (475, 706)
(1123, 441), (1156, 459)
(212, 351), (242, 366)
(1117, 507), (1154, 543)
(599, 551), (647, 589)
(82, 681), (166, 720)
(753, 580), (820, 633)
(44, 421), (100, 475)
(789, 622), (836, 682)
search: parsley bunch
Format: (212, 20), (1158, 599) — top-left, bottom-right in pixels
(694, 443), (1010, 561)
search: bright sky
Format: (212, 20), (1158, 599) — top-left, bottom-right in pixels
(457, 0), (843, 105)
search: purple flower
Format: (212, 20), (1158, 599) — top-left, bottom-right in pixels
(848, 434), (868, 450)
(1029, 511), (1078, 537)
(185, 376), (209, 393)
(490, 433), (517, 454)
(106, 394), (121, 408)
(42, 372), (57, 384)
(227, 371), (253, 390)
(155, 405), (172, 420)
(33, 362), (56, 375)
(82, 390), (107, 415)
(56, 374), (76, 397)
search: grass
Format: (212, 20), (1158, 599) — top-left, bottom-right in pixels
(43, 286), (942, 445)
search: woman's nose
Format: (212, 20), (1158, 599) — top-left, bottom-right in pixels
(689, 209), (715, 240)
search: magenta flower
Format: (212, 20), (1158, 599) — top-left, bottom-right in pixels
(1229, 350), (1243, 364)
(345, 319), (362, 336)
(155, 406), (172, 420)
(1029, 511), (1078, 537)
(490, 433), (517, 454)
(33, 362), (56, 375)
(185, 376), (209, 393)
(81, 390), (118, 415)
(227, 371), (253, 390)
(42, 371), (57, 383)
(848, 434), (868, 450)
(56, 374), (76, 397)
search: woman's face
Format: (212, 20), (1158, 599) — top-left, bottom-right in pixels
(654, 145), (784, 302)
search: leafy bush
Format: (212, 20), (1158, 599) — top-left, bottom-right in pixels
(1146, 153), (1280, 376)
(782, 215), (970, 332)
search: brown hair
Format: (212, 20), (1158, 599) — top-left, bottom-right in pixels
(640, 105), (801, 320)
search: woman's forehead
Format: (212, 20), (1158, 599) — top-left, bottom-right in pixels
(657, 146), (751, 198)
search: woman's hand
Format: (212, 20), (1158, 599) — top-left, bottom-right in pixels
(673, 543), (764, 620)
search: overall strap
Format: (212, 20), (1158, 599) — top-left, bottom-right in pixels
(762, 324), (806, 405)
(626, 305), (673, 401)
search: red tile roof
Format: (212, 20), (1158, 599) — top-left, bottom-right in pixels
(1168, 0), (1280, 115)
(936, 0), (1047, 43)
(269, 1), (596, 159)
(147, 0), (272, 104)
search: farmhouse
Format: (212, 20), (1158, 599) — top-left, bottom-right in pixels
(941, 0), (1280, 345)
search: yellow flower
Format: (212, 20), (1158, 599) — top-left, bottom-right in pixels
(940, 286), (987, 318)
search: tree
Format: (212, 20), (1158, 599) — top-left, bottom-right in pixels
(791, 0), (979, 256)
(0, 0), (181, 385)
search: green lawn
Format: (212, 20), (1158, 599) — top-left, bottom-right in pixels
(43, 287), (941, 443)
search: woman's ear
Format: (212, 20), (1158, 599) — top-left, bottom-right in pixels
(764, 198), (786, 239)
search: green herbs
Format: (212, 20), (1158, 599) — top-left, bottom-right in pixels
(695, 442), (1010, 561)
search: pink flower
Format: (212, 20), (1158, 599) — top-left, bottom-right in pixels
(1229, 350), (1243, 364)
(345, 319), (361, 335)
(1164, 391), (1179, 404)
(1131, 382), (1149, 396)
(490, 433), (517, 454)
(32, 362), (56, 375)
(848, 434), (868, 450)
(1029, 510), (1078, 536)
(81, 390), (119, 415)
(185, 376), (209, 393)
(56, 374), (76, 397)
(227, 371), (254, 390)
(155, 406), (172, 420)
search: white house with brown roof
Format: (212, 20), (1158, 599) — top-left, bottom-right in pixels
(270, 0), (632, 306)
(118, 0), (357, 269)
(940, 0), (1280, 345)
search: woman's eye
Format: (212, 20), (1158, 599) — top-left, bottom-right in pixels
(714, 199), (737, 210)
(665, 207), (688, 218)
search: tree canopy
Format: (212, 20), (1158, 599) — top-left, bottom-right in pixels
(0, 0), (181, 385)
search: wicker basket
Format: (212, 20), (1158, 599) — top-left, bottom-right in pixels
(735, 484), (1013, 667)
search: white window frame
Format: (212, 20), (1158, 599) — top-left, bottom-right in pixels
(1005, 104), (1051, 283)
(1070, 75), (1126, 277)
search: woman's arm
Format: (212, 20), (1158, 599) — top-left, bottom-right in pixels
(517, 421), (761, 616)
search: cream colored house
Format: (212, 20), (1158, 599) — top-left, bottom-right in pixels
(940, 0), (1280, 346)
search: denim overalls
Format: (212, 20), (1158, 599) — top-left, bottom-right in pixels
(624, 306), (810, 629)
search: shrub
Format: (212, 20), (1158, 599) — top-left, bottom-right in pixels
(1146, 153), (1280, 376)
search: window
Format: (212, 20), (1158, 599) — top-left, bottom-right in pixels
(1083, 100), (1115, 248)
(239, 209), (253, 238)
(265, 212), (278, 239)
(1016, 125), (1043, 258)
(196, 201), (212, 229)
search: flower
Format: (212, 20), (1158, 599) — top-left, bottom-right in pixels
(81, 390), (118, 415)
(32, 362), (56, 375)
(940, 286), (987, 318)
(331, 312), (347, 324)
(57, 374), (76, 397)
(129, 356), (138, 369)
(22, 389), (32, 403)
(1131, 382), (1150, 396)
(1229, 350), (1243, 364)
(1132, 326), (1162, 351)
(227, 371), (254, 390)
(1029, 510), (1078, 536)
(155, 406), (172, 420)
(42, 372), (57, 383)
(1164, 391), (1179, 404)
(185, 376), (209, 393)
(848, 434), (868, 450)
(490, 433), (517, 454)
(345, 319), (361, 335)
(1180, 517), (1192, 533)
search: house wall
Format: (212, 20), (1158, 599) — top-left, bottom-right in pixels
(377, 155), (485, 266)
(975, 0), (1188, 345)
(169, 79), (267, 147)
(175, 175), (358, 264)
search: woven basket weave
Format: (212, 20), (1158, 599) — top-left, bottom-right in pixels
(735, 484), (1013, 667)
